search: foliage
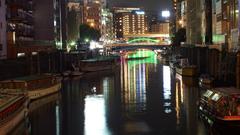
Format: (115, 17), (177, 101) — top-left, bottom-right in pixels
(172, 28), (186, 46)
(79, 24), (101, 42)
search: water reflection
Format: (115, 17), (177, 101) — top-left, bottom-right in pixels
(10, 50), (218, 135)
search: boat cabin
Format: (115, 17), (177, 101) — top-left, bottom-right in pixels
(199, 88), (240, 120)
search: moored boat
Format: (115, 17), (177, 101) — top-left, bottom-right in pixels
(0, 91), (28, 135)
(0, 74), (61, 100)
(199, 88), (240, 131)
(80, 57), (117, 72)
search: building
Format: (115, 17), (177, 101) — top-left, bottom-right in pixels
(113, 12), (124, 39)
(112, 7), (142, 39)
(101, 8), (114, 42)
(67, 2), (84, 43)
(174, 0), (186, 31)
(185, 0), (203, 44)
(34, 0), (67, 50)
(122, 11), (148, 36)
(6, 0), (37, 58)
(84, 0), (102, 30)
(212, 0), (239, 50)
(150, 22), (170, 34)
(0, 0), (7, 59)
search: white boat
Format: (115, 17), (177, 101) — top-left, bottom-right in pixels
(0, 74), (61, 100)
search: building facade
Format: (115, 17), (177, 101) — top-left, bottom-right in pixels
(122, 11), (148, 36)
(34, 0), (66, 50)
(84, 0), (102, 30)
(150, 22), (170, 34)
(67, 2), (84, 43)
(0, 0), (7, 59)
(112, 7), (142, 39)
(6, 0), (35, 58)
(101, 8), (114, 42)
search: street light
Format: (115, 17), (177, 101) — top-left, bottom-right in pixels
(162, 10), (170, 18)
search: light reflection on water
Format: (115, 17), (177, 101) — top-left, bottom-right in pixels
(84, 95), (111, 135)
(11, 50), (215, 135)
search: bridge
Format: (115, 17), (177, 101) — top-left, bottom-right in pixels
(105, 43), (171, 51)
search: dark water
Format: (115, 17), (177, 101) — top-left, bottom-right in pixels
(11, 53), (213, 135)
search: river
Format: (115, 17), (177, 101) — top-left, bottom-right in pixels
(10, 50), (214, 135)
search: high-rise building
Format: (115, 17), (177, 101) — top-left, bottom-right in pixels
(84, 0), (102, 30)
(112, 7), (141, 39)
(6, 0), (34, 58)
(34, 0), (67, 50)
(174, 0), (186, 31)
(186, 0), (203, 44)
(122, 11), (148, 36)
(101, 8), (114, 42)
(0, 0), (7, 59)
(67, 1), (84, 42)
(212, 0), (239, 50)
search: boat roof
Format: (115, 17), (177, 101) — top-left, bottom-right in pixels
(208, 87), (240, 96)
(0, 94), (24, 112)
(0, 74), (52, 83)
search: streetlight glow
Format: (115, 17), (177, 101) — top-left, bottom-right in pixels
(162, 10), (170, 18)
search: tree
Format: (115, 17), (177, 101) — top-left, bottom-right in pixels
(172, 28), (186, 46)
(79, 24), (101, 42)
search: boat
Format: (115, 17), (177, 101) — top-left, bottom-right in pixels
(199, 88), (240, 131)
(29, 93), (59, 113)
(175, 58), (197, 76)
(0, 74), (61, 100)
(0, 90), (28, 135)
(79, 57), (117, 72)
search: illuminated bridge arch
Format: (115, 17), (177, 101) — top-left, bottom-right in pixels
(127, 37), (159, 44)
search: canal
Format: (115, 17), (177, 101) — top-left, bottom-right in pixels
(10, 50), (213, 135)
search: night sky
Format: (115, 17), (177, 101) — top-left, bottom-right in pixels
(107, 0), (172, 12)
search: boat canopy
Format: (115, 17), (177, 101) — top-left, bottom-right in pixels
(200, 88), (240, 119)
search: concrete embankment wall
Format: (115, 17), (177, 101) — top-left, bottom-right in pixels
(0, 51), (86, 80)
(179, 46), (238, 87)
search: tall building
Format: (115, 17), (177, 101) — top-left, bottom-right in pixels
(101, 8), (114, 42)
(34, 0), (67, 50)
(122, 11), (148, 36)
(6, 0), (35, 58)
(67, 1), (84, 43)
(229, 0), (239, 50)
(112, 7), (141, 39)
(174, 0), (186, 31)
(186, 0), (203, 44)
(0, 0), (7, 59)
(84, 0), (102, 30)
(212, 0), (239, 50)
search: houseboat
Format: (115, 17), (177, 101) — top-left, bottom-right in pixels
(80, 57), (117, 72)
(199, 88), (240, 130)
(0, 74), (61, 100)
(0, 91), (28, 135)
